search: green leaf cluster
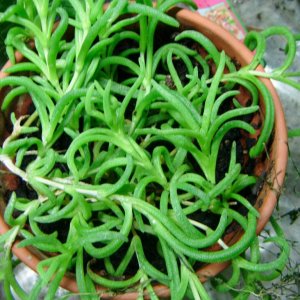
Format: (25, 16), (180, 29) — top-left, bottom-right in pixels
(0, 0), (298, 299)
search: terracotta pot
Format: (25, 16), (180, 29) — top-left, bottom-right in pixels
(0, 8), (288, 299)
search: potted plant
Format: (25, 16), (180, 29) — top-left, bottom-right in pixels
(0, 0), (298, 299)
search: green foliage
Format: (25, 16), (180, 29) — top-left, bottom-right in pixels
(0, 0), (298, 299)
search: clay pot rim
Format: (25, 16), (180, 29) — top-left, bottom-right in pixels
(0, 8), (288, 300)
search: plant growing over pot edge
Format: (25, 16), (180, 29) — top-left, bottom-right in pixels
(0, 0), (299, 299)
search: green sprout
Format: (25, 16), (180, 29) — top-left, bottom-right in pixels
(0, 0), (299, 299)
